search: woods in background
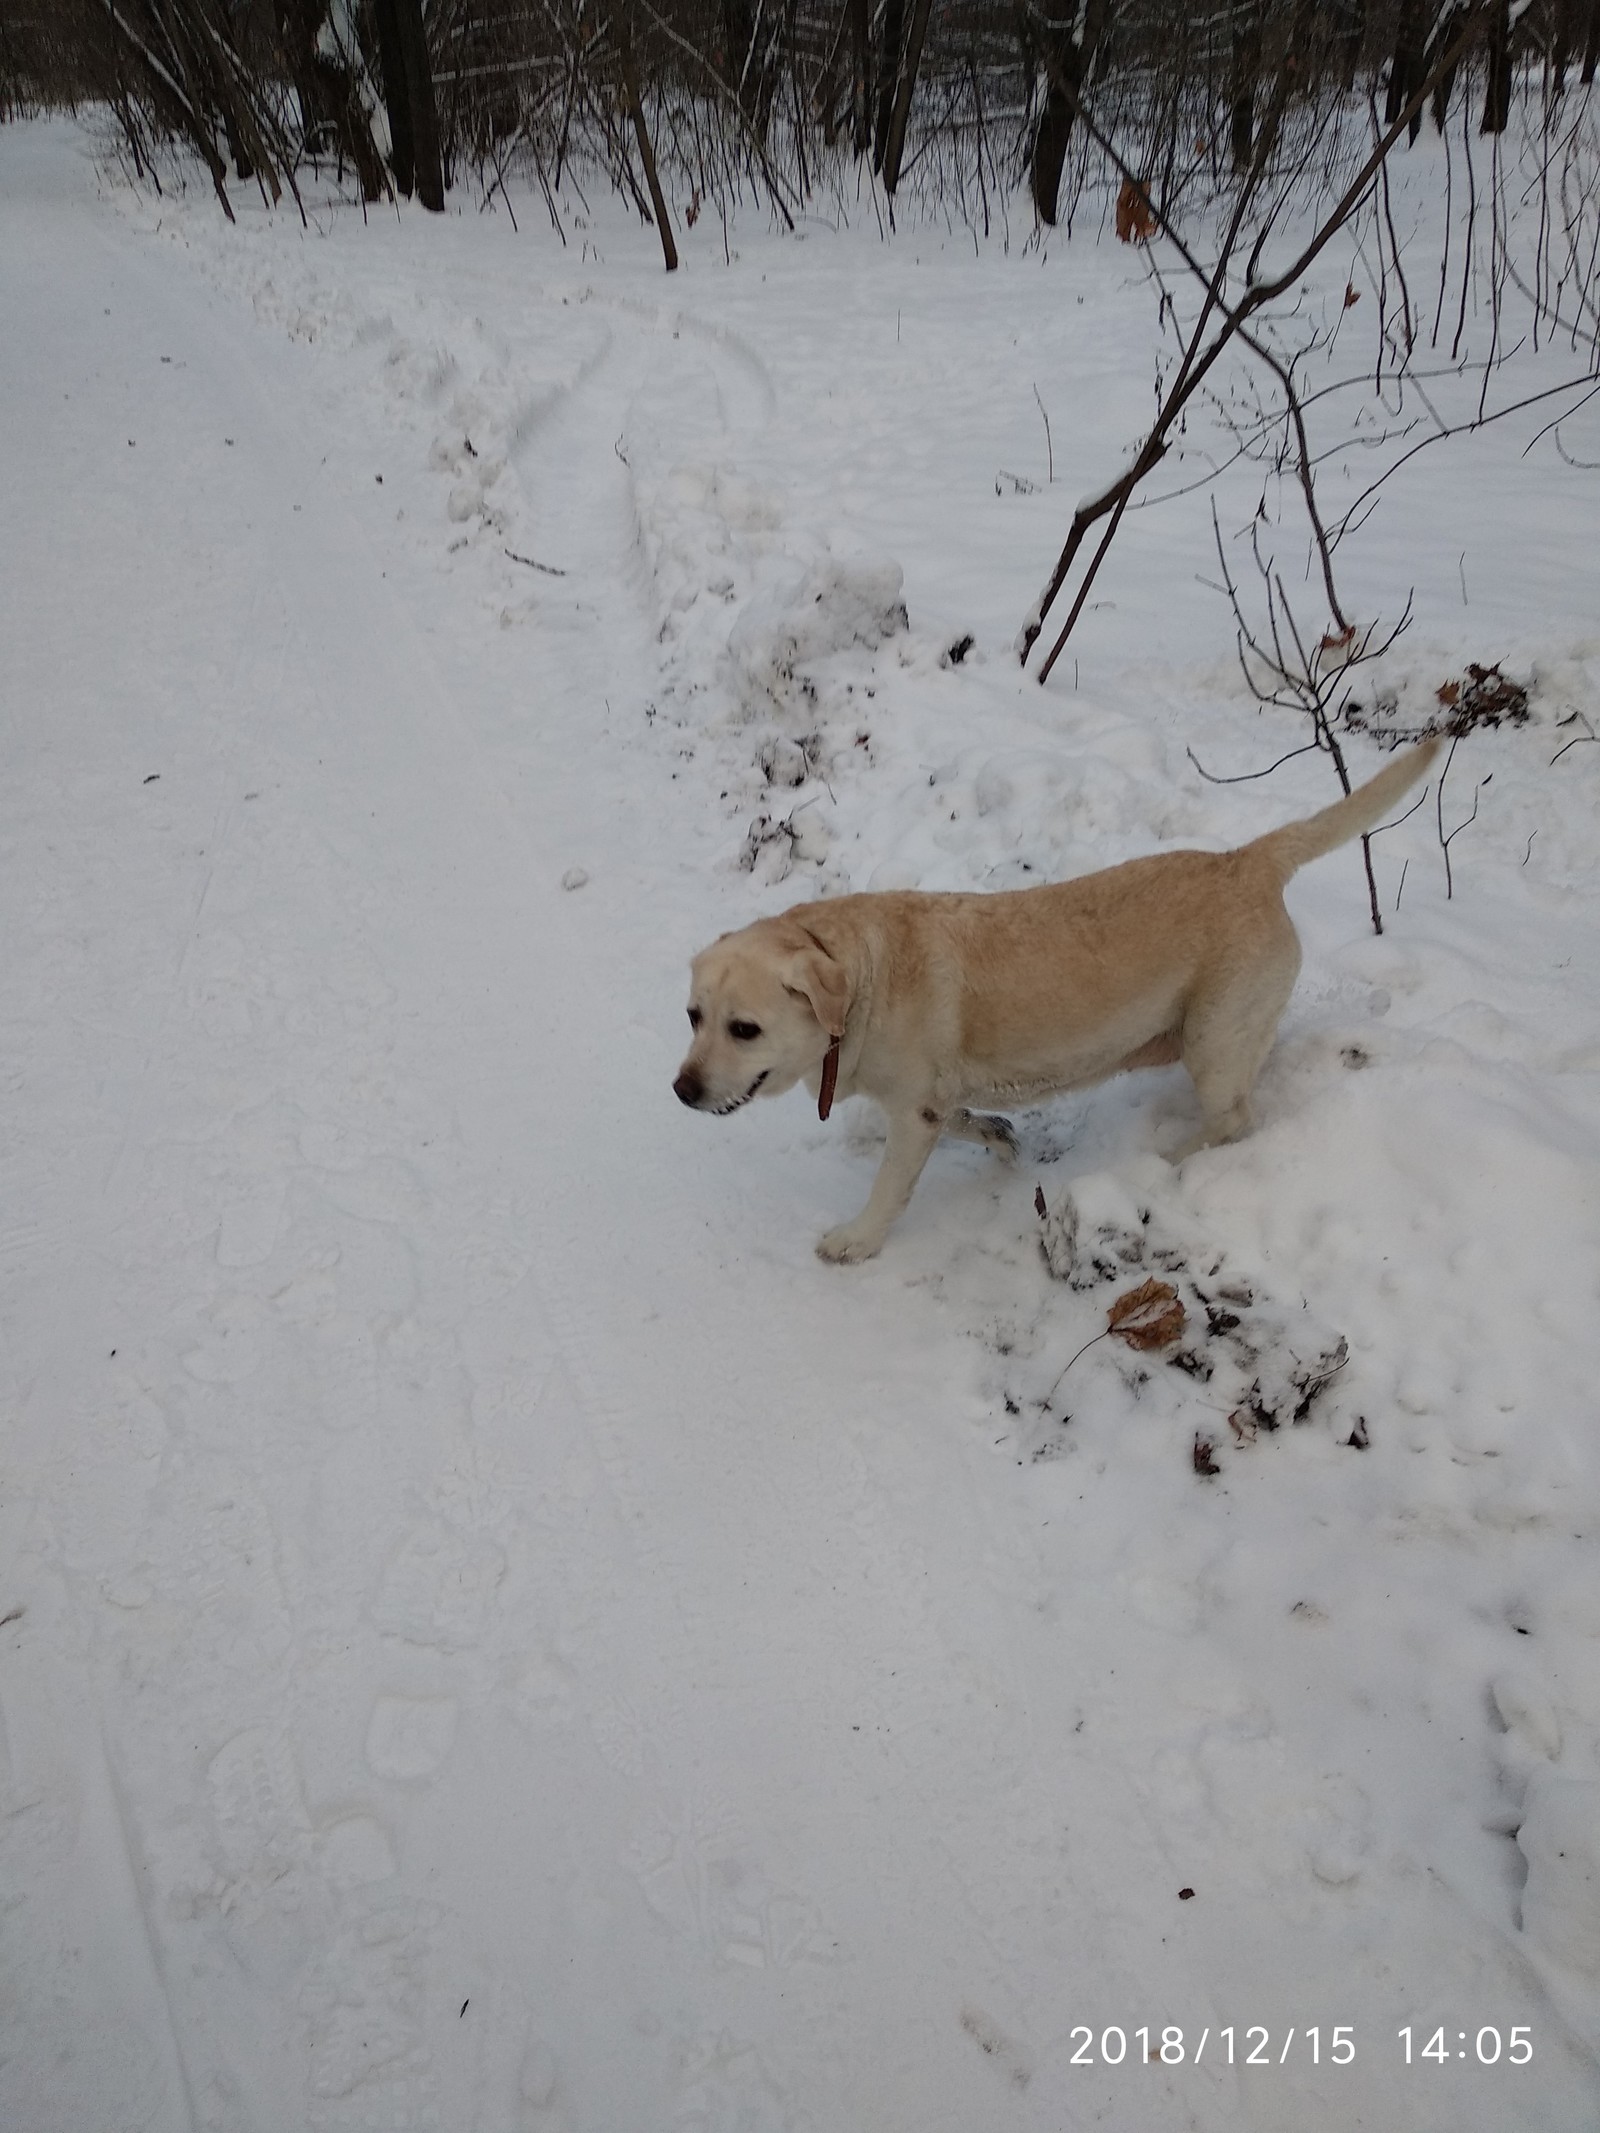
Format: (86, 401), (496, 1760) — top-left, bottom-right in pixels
(3, 2), (1598, 250)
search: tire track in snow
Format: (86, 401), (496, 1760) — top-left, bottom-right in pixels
(13, 206), (551, 2130)
(48, 193), (813, 2131)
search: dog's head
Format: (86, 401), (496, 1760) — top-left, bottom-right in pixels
(673, 918), (849, 1116)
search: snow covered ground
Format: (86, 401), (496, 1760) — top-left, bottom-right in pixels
(3, 113), (1600, 2131)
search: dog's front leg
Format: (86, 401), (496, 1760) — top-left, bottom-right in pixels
(817, 1107), (943, 1263)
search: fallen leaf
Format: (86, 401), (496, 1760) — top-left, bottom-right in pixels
(1107, 1278), (1184, 1350)
(1192, 1434), (1221, 1477)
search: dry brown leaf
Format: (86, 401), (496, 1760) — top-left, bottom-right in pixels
(1320, 623), (1356, 653)
(1343, 283), (1361, 308)
(1107, 1277), (1185, 1350)
(1115, 178), (1158, 244)
(1436, 679), (1461, 707)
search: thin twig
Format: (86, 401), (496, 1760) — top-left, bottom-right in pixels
(1186, 741), (1323, 785)
(1435, 734), (1487, 898)
(1045, 1328), (1110, 1408)
(1551, 711), (1597, 764)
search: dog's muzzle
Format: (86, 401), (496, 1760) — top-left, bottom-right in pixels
(674, 1069), (767, 1114)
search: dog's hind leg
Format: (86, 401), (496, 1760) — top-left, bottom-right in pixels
(944, 1108), (1018, 1160)
(1173, 951), (1299, 1161)
(817, 1107), (945, 1263)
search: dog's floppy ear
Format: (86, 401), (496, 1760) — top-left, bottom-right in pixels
(781, 935), (850, 1039)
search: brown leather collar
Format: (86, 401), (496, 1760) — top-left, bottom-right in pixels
(818, 1035), (841, 1121)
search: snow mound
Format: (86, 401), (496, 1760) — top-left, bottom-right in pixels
(1023, 1167), (1354, 1460)
(625, 438), (914, 880)
(728, 556), (908, 713)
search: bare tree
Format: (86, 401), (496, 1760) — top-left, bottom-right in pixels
(616, 4), (678, 267)
(370, 0), (444, 208)
(879, 0), (933, 194)
(1014, 1), (1594, 681)
(1026, 0), (1109, 227)
(1229, 0), (1262, 170)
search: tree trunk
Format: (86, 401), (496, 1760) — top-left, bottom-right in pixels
(275, 0), (388, 200)
(1552, 0), (1575, 91)
(392, 0), (443, 208)
(815, 5), (845, 146)
(872, 0), (904, 173)
(220, 101), (253, 181)
(617, 20), (677, 271)
(1426, 4), (1467, 130)
(880, 0), (933, 193)
(850, 0), (871, 156)
(723, 0), (759, 122)
(1335, 0), (1365, 88)
(1028, 0), (1107, 227)
(818, 65), (840, 147)
(1385, 0), (1425, 139)
(1230, 1), (1261, 172)
(1482, 0), (1511, 131)
(368, 0), (414, 196)
(1030, 71), (1075, 224)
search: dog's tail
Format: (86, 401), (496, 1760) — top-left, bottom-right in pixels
(1247, 737), (1442, 883)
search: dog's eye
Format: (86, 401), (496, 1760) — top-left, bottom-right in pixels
(687, 1006), (703, 1029)
(728, 1020), (762, 1042)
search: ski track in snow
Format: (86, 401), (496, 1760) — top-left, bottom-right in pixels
(4, 116), (1600, 2130)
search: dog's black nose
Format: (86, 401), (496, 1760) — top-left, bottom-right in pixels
(673, 1070), (703, 1108)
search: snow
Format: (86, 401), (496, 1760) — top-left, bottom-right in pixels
(3, 111), (1600, 2130)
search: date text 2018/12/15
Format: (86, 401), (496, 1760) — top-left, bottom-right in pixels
(1069, 2028), (1355, 2065)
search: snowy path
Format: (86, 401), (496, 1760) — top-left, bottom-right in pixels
(4, 122), (1600, 2131)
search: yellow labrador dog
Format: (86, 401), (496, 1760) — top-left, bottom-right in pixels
(675, 739), (1439, 1261)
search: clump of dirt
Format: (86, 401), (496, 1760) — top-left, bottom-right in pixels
(1435, 663), (1530, 733)
(1343, 660), (1529, 745)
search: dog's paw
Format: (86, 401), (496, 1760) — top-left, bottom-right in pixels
(1162, 1123), (1209, 1164)
(816, 1225), (883, 1264)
